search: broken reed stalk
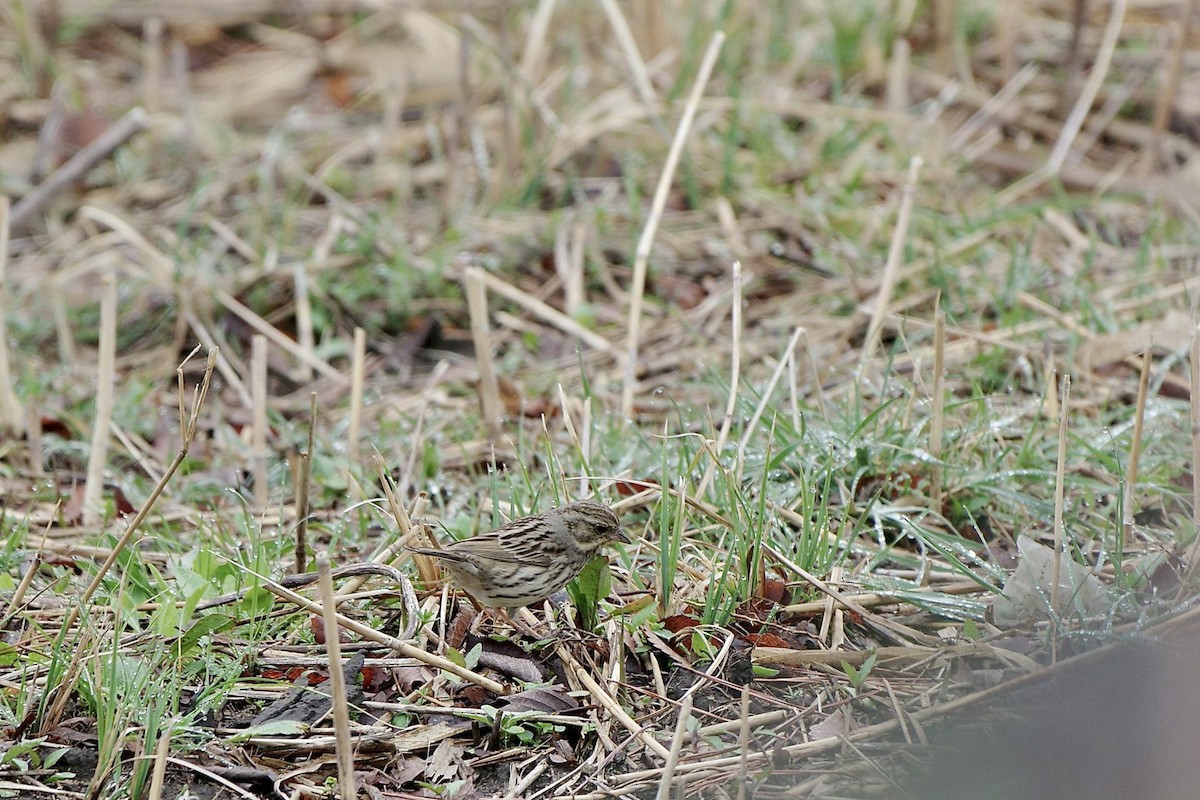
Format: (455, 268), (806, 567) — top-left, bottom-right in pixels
(862, 155), (922, 362)
(348, 326), (366, 468)
(1047, 0), (1126, 174)
(463, 267), (502, 441)
(930, 308), (946, 508)
(251, 334), (269, 512)
(10, 106), (148, 229)
(0, 196), (20, 431)
(295, 392), (316, 574)
(656, 692), (694, 800)
(621, 30), (726, 418)
(82, 273), (118, 528)
(1051, 373), (1071, 633)
(316, 552), (358, 800)
(65, 348), (217, 637)
(1122, 348), (1152, 543)
(886, 37), (910, 112)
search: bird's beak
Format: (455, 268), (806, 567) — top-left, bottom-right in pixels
(616, 528), (632, 545)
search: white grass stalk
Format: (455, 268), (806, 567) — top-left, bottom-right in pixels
(317, 552), (358, 800)
(82, 273), (117, 527)
(0, 197), (20, 432)
(292, 260), (315, 382)
(736, 683), (751, 800)
(698, 260), (742, 497)
(862, 155), (922, 363)
(251, 334), (269, 512)
(1187, 326), (1200, 578)
(656, 692), (693, 800)
(473, 265), (618, 355)
(600, 0), (658, 106)
(1122, 347), (1152, 542)
(1051, 374), (1071, 623)
(622, 30), (726, 417)
(736, 326), (805, 480)
(348, 327), (366, 468)
(1047, 0), (1126, 174)
(930, 309), (946, 507)
(464, 267), (502, 441)
(146, 714), (175, 800)
(141, 17), (163, 115)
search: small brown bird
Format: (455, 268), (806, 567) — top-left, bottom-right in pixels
(406, 500), (629, 609)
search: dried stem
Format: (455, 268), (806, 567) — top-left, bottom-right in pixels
(464, 267), (502, 442)
(930, 308), (946, 508)
(10, 107), (148, 229)
(1122, 347), (1152, 542)
(82, 273), (118, 528)
(1048, 0), (1126, 174)
(295, 392), (317, 574)
(317, 552), (358, 800)
(0, 197), (20, 432)
(862, 156), (922, 362)
(66, 348), (217, 637)
(348, 326), (366, 468)
(622, 30), (726, 417)
(251, 334), (269, 512)
(1051, 373), (1071, 636)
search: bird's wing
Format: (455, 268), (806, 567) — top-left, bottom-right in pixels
(482, 525), (557, 567)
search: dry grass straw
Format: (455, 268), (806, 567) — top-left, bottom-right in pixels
(861, 155), (922, 364)
(141, 17), (163, 114)
(1187, 324), (1200, 579)
(1051, 373), (1071, 644)
(1150, 0), (1195, 154)
(348, 326), (367, 468)
(930, 308), (946, 508)
(657, 691), (694, 800)
(464, 266), (502, 442)
(0, 196), (19, 432)
(699, 260), (741, 497)
(473, 265), (619, 355)
(735, 333), (808, 488)
(316, 551), (358, 800)
(251, 334), (269, 512)
(1122, 348), (1152, 542)
(262, 569), (503, 693)
(146, 713), (176, 800)
(598, 0), (658, 108)
(45, 346), (217, 726)
(81, 272), (117, 528)
(294, 392), (317, 574)
(10, 107), (147, 229)
(621, 29), (726, 417)
(1048, 0), (1126, 174)
(216, 288), (343, 381)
